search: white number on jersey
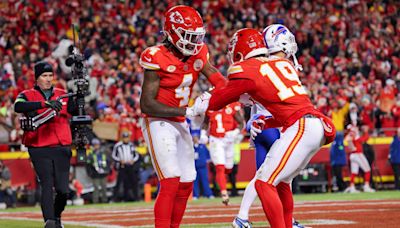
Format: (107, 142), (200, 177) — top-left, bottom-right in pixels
(175, 73), (193, 107)
(215, 113), (225, 133)
(259, 60), (307, 101)
(149, 47), (160, 55)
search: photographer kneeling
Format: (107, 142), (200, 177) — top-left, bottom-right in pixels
(14, 61), (77, 228)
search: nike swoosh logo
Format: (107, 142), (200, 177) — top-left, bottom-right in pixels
(144, 56), (152, 62)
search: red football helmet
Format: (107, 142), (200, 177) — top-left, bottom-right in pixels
(163, 5), (205, 56)
(227, 28), (268, 63)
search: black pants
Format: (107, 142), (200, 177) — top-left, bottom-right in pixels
(29, 146), (71, 221)
(332, 165), (346, 191)
(392, 163), (400, 190)
(119, 165), (139, 201)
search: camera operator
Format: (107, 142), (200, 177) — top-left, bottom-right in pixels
(14, 61), (77, 228)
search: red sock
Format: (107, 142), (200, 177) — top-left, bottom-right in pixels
(216, 165), (227, 191)
(171, 182), (193, 228)
(225, 168), (232, 174)
(277, 182), (293, 228)
(255, 180), (285, 228)
(350, 173), (356, 184)
(154, 177), (180, 228)
(364, 171), (371, 183)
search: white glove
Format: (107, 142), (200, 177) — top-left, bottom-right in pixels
(186, 92), (211, 117)
(190, 115), (204, 130)
(250, 118), (265, 140)
(199, 129), (209, 144)
(235, 133), (244, 144)
(225, 128), (240, 140)
(239, 93), (254, 107)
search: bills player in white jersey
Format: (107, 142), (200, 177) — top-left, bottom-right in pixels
(190, 26), (335, 228)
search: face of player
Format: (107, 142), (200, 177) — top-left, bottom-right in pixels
(36, 72), (54, 90)
(122, 135), (130, 143)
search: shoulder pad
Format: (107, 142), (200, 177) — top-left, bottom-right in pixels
(139, 46), (162, 70)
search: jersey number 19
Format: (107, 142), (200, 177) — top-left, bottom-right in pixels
(259, 60), (307, 101)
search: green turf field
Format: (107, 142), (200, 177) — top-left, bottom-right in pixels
(0, 190), (398, 227)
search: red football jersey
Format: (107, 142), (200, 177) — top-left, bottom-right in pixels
(347, 127), (369, 153)
(207, 102), (240, 138)
(139, 44), (209, 122)
(227, 56), (314, 126)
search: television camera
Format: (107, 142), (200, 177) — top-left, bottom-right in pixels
(20, 25), (93, 164)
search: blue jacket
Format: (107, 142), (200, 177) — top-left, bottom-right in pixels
(390, 136), (400, 164)
(330, 132), (347, 166)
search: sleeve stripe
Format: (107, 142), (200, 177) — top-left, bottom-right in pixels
(14, 98), (26, 104)
(228, 65), (243, 75)
(139, 60), (160, 70)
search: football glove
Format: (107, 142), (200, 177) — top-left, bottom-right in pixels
(45, 100), (62, 112)
(186, 92), (211, 117)
(250, 116), (266, 140)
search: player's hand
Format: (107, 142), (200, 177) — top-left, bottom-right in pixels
(186, 92), (211, 117)
(45, 100), (62, 112)
(250, 117), (265, 140)
(199, 129), (209, 144)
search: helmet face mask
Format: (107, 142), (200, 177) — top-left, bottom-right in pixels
(173, 26), (205, 55)
(164, 6), (205, 56)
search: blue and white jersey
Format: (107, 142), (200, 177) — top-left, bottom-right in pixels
(250, 102), (272, 118)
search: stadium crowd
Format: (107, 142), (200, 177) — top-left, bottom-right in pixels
(0, 0), (399, 146)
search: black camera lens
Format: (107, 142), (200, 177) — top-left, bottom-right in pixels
(76, 62), (84, 69)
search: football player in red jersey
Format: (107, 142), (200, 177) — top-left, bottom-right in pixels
(204, 102), (244, 205)
(191, 26), (336, 228)
(344, 124), (375, 193)
(139, 5), (226, 228)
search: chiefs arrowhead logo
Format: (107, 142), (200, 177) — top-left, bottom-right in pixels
(170, 11), (184, 24)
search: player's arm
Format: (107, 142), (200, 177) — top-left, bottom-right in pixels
(201, 60), (227, 89)
(202, 115), (210, 144)
(140, 70), (186, 117)
(202, 115), (210, 131)
(208, 78), (256, 111)
(234, 110), (244, 130)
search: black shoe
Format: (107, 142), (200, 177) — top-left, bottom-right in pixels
(44, 220), (56, 228)
(55, 217), (64, 228)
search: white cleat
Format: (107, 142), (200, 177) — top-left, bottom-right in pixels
(344, 186), (360, 193)
(232, 217), (252, 228)
(363, 185), (376, 192)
